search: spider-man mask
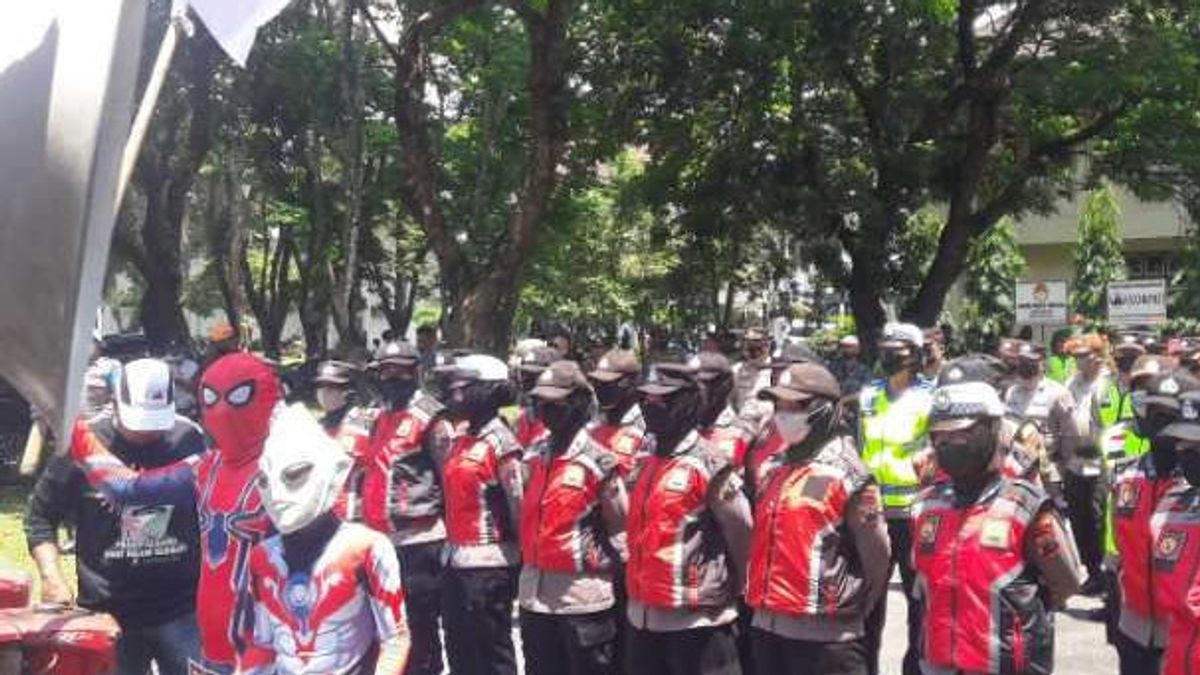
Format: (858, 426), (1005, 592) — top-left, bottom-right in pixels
(200, 353), (282, 466)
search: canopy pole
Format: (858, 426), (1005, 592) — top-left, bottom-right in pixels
(115, 6), (193, 207)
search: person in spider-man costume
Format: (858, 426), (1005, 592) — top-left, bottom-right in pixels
(239, 404), (410, 675)
(70, 352), (282, 674)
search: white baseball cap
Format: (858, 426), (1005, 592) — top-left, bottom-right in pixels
(882, 322), (924, 348)
(452, 354), (510, 383)
(115, 359), (176, 432)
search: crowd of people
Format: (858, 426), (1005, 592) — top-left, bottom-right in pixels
(20, 319), (1200, 675)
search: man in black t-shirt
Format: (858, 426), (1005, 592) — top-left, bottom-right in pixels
(25, 358), (205, 675)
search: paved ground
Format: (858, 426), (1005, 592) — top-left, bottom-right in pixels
(877, 577), (1117, 675)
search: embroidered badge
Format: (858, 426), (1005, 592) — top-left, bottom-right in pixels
(980, 519), (1011, 549)
(1115, 481), (1141, 517)
(561, 464), (587, 489)
(918, 515), (940, 554)
(1154, 530), (1188, 571)
(664, 467), (691, 493)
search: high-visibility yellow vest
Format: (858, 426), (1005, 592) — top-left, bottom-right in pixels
(1097, 381), (1133, 429)
(1047, 355), (1076, 384)
(1102, 425), (1149, 558)
(859, 382), (932, 516)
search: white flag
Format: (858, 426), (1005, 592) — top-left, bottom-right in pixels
(189, 0), (296, 67)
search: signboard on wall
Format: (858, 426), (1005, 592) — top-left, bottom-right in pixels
(1108, 279), (1168, 326)
(1015, 281), (1069, 325)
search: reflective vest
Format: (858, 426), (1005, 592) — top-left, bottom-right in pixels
(1109, 453), (1178, 646)
(743, 423), (787, 504)
(590, 419), (648, 481)
(746, 438), (872, 620)
(700, 407), (753, 467)
(1102, 421), (1150, 468)
(516, 406), (549, 449)
(859, 382), (932, 516)
(626, 433), (733, 610)
(912, 479), (1053, 675)
(444, 420), (522, 547)
(520, 432), (618, 573)
(1154, 483), (1200, 675)
(1046, 355), (1075, 385)
(348, 394), (446, 534)
(1097, 382), (1132, 428)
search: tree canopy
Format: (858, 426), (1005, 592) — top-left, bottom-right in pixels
(107, 0), (1200, 355)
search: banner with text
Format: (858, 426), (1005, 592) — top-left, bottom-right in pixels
(1108, 279), (1167, 326)
(1015, 281), (1069, 325)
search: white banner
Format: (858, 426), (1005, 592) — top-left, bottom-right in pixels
(1015, 281), (1069, 325)
(1108, 279), (1168, 326)
(189, 0), (295, 67)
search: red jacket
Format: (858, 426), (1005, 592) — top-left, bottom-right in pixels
(746, 438), (873, 620)
(1112, 453), (1178, 645)
(589, 420), (647, 480)
(700, 407), (753, 468)
(626, 433), (733, 609)
(516, 406), (550, 449)
(521, 434), (619, 573)
(343, 394), (449, 535)
(1152, 483), (1200, 675)
(444, 419), (522, 547)
(912, 479), (1053, 674)
(743, 423), (787, 504)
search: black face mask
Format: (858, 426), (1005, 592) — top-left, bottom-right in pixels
(378, 378), (418, 409)
(538, 391), (592, 452)
(1116, 356), (1137, 374)
(595, 378), (635, 414)
(698, 375), (734, 428)
(643, 388), (700, 451)
(449, 381), (504, 428)
(1136, 410), (1177, 440)
(1151, 436), (1178, 474)
(1179, 450), (1200, 487)
(880, 350), (910, 376)
(934, 421), (997, 487)
(1016, 361), (1040, 379)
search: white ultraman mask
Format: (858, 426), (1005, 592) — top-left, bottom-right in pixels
(257, 404), (351, 534)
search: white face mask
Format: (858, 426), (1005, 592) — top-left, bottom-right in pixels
(316, 386), (349, 412)
(258, 404), (351, 534)
(774, 410), (811, 445)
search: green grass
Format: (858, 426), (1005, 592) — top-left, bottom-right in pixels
(0, 482), (75, 599)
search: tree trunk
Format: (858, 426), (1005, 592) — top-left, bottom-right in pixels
(443, 265), (522, 354)
(361, 0), (571, 355)
(331, 0), (366, 348)
(847, 243), (887, 356)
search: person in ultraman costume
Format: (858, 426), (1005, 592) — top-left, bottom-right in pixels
(68, 352), (283, 674)
(440, 354), (526, 675)
(238, 404), (410, 675)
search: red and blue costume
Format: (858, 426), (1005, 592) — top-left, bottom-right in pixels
(238, 521), (408, 675)
(70, 353), (282, 671)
